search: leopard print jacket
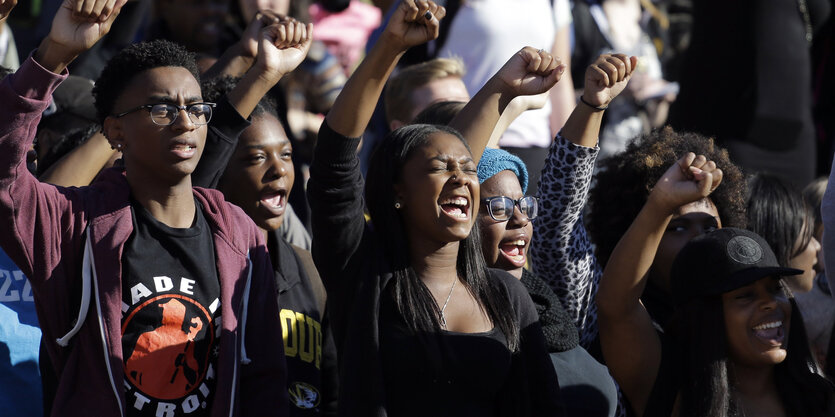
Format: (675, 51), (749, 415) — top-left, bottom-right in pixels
(529, 133), (602, 348)
(530, 134), (630, 417)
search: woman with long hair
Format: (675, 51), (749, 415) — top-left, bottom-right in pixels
(747, 173), (820, 293)
(597, 154), (835, 416)
(306, 0), (565, 415)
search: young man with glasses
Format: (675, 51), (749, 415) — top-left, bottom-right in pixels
(0, 1), (308, 415)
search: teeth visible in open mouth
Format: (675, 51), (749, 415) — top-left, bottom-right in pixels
(262, 194), (284, 209)
(509, 239), (526, 246)
(174, 144), (194, 151)
(440, 197), (468, 207)
(752, 321), (782, 331)
(440, 197), (469, 218)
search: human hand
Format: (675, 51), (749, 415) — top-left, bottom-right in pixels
(237, 9), (285, 59)
(649, 152), (723, 214)
(494, 47), (565, 98)
(0, 0), (17, 22)
(582, 53), (638, 108)
(254, 20), (313, 81)
(47, 0), (127, 56)
(382, 0), (446, 52)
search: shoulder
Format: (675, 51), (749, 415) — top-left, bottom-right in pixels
(194, 187), (261, 246)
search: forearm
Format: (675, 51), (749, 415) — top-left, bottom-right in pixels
(597, 200), (671, 318)
(34, 37), (79, 75)
(325, 35), (403, 138)
(203, 44), (255, 79)
(0, 57), (70, 278)
(548, 25), (574, 136)
(192, 98), (250, 188)
(450, 77), (513, 162)
(40, 132), (116, 186)
(549, 73), (575, 136)
(486, 94), (529, 149)
(530, 135), (600, 343)
(560, 100), (604, 148)
(227, 69), (278, 120)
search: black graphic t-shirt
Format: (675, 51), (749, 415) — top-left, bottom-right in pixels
(121, 198), (221, 417)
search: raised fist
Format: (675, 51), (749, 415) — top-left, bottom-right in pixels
(649, 152), (724, 214)
(48, 0), (127, 55)
(582, 53), (638, 108)
(383, 0), (447, 52)
(495, 46), (565, 98)
(256, 20), (314, 79)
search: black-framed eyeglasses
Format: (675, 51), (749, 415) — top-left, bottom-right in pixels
(481, 195), (538, 222)
(113, 103), (216, 126)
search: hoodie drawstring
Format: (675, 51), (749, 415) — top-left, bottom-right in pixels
(240, 253), (253, 365)
(56, 233), (94, 347)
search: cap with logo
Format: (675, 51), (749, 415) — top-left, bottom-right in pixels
(670, 227), (802, 306)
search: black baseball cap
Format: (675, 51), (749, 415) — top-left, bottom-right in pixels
(670, 227), (801, 306)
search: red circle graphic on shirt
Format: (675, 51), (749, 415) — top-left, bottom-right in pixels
(122, 294), (214, 400)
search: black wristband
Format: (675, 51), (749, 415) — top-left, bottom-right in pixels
(579, 96), (608, 111)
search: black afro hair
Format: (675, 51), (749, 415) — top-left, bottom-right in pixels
(92, 40), (201, 123)
(588, 126), (748, 267)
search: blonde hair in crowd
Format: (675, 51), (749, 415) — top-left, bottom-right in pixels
(384, 57), (466, 125)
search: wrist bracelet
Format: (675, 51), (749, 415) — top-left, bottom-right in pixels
(580, 96), (608, 111)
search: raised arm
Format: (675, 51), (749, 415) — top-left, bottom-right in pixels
(450, 47), (564, 163)
(562, 54), (637, 147)
(35, 0), (125, 74)
(0, 0), (123, 278)
(326, 0), (444, 137)
(529, 54), (636, 345)
(307, 0), (445, 342)
(227, 20), (313, 119)
(202, 10), (282, 80)
(193, 20), (313, 188)
(596, 153), (722, 416)
(39, 130), (117, 186)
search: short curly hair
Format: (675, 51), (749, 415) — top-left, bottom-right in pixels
(588, 126), (748, 266)
(92, 40), (201, 123)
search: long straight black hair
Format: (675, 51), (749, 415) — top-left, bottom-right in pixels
(365, 123), (520, 351)
(671, 284), (834, 417)
(747, 174), (814, 267)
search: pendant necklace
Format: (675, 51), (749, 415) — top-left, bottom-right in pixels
(440, 278), (457, 328)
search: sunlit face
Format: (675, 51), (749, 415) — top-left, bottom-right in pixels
(219, 113), (294, 232)
(396, 133), (478, 246)
(650, 198), (721, 294)
(406, 76), (470, 123)
(722, 277), (791, 368)
(106, 67), (207, 184)
(786, 221), (820, 292)
(478, 171), (532, 276)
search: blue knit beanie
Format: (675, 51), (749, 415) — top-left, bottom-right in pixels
(477, 148), (529, 193)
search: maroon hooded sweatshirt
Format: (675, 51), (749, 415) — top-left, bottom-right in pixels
(0, 56), (289, 417)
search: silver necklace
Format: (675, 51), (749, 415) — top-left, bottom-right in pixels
(440, 278), (457, 328)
